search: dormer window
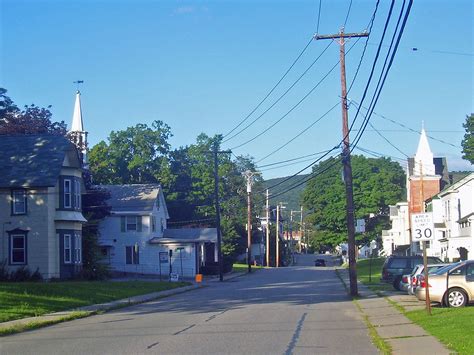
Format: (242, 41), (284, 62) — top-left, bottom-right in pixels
(12, 190), (27, 215)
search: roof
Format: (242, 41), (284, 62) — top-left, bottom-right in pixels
(103, 184), (163, 212)
(0, 134), (78, 188)
(150, 228), (217, 244)
(70, 91), (84, 132)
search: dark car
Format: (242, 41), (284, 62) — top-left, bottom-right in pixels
(314, 259), (326, 267)
(381, 255), (443, 290)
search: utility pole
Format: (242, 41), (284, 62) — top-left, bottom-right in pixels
(212, 143), (231, 282)
(276, 204), (280, 268)
(290, 211), (294, 265)
(300, 206), (304, 253)
(419, 161), (432, 315)
(315, 28), (368, 297)
(266, 189), (270, 267)
(243, 170), (257, 273)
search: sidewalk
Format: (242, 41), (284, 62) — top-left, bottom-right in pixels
(337, 268), (450, 355)
(0, 271), (247, 336)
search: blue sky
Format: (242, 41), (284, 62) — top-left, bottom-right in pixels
(1, 0), (472, 179)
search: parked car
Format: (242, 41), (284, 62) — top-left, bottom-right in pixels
(381, 255), (443, 290)
(314, 259), (326, 267)
(415, 260), (474, 307)
(404, 263), (451, 295)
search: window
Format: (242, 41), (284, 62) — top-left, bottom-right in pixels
(450, 266), (465, 276)
(161, 218), (164, 233)
(64, 234), (72, 264)
(74, 234), (81, 263)
(151, 216), (156, 232)
(64, 179), (72, 208)
(121, 216), (142, 232)
(10, 234), (26, 264)
(12, 190), (27, 215)
(126, 245), (139, 264)
(74, 180), (81, 209)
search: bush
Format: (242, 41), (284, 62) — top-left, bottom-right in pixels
(0, 259), (9, 281)
(10, 266), (31, 281)
(30, 267), (43, 281)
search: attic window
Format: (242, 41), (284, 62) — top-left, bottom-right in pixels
(12, 190), (27, 215)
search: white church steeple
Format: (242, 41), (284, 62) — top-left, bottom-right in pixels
(69, 90), (88, 166)
(413, 124), (435, 176)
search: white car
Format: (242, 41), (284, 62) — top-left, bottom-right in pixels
(406, 263), (451, 295)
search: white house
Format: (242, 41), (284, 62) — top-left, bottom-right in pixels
(382, 202), (410, 256)
(427, 173), (474, 261)
(98, 184), (217, 278)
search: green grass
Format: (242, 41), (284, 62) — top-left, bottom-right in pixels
(404, 307), (474, 355)
(232, 263), (263, 272)
(0, 281), (189, 323)
(356, 257), (393, 292)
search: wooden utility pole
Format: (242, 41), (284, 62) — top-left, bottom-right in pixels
(276, 204), (280, 267)
(243, 170), (257, 273)
(266, 189), (270, 267)
(212, 144), (232, 282)
(315, 28), (368, 297)
(300, 206), (304, 253)
(419, 161), (432, 315)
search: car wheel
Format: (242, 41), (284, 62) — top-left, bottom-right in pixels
(447, 288), (467, 308)
(393, 276), (402, 290)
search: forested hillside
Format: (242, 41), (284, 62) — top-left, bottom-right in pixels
(262, 174), (309, 212)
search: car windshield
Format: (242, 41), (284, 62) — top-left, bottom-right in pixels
(433, 262), (461, 275)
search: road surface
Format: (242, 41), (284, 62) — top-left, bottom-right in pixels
(1, 255), (377, 355)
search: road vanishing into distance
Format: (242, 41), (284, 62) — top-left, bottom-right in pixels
(1, 254), (378, 355)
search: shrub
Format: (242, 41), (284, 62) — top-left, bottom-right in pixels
(0, 259), (9, 281)
(10, 266), (31, 281)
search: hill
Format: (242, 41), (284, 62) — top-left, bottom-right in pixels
(262, 174), (309, 213)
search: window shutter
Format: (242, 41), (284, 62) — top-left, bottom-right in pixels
(135, 247), (140, 264)
(137, 216), (142, 232)
(121, 217), (126, 232)
(126, 246), (132, 264)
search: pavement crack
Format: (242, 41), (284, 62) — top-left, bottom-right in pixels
(146, 341), (159, 350)
(100, 318), (134, 324)
(285, 312), (307, 355)
(173, 324), (195, 335)
(205, 310), (227, 322)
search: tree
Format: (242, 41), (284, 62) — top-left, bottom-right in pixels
(0, 88), (68, 136)
(301, 155), (405, 248)
(461, 113), (474, 164)
(88, 120), (172, 185)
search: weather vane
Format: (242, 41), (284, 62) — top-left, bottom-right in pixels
(73, 80), (84, 91)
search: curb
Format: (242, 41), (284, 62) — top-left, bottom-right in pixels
(0, 284), (200, 336)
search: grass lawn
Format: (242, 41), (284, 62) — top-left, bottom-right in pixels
(356, 257), (393, 292)
(0, 281), (189, 323)
(404, 307), (474, 355)
(232, 263), (263, 272)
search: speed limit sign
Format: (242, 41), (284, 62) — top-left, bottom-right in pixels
(411, 213), (434, 241)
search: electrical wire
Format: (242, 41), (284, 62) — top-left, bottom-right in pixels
(316, 0), (322, 34)
(351, 0), (414, 151)
(223, 41), (333, 143)
(343, 0), (353, 28)
(230, 38), (362, 151)
(255, 101), (339, 163)
(257, 149), (334, 168)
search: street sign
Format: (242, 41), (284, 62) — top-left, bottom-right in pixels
(411, 213), (434, 241)
(170, 273), (179, 282)
(159, 252), (168, 263)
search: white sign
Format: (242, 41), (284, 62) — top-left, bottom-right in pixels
(355, 219), (366, 233)
(411, 213), (434, 241)
(170, 273), (180, 282)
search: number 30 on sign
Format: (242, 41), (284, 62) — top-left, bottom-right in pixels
(411, 212), (434, 241)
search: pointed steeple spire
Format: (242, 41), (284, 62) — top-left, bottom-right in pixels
(71, 90), (84, 132)
(69, 90), (88, 166)
(414, 124), (435, 176)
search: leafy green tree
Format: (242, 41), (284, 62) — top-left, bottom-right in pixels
(88, 120), (173, 185)
(302, 155), (405, 248)
(461, 113), (474, 164)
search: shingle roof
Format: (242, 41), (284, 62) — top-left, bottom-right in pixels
(0, 134), (76, 188)
(408, 157), (450, 190)
(103, 184), (161, 212)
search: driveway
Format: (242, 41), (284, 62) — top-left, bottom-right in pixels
(1, 264), (377, 355)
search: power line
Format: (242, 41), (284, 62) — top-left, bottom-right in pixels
(343, 0), (353, 27)
(368, 121), (409, 157)
(223, 41), (333, 143)
(223, 37), (314, 139)
(257, 149), (334, 168)
(355, 145), (406, 163)
(351, 0), (414, 152)
(316, 0), (322, 34)
(255, 101), (339, 163)
(230, 38), (362, 151)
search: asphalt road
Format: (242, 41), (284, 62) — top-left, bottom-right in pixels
(1, 255), (377, 355)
